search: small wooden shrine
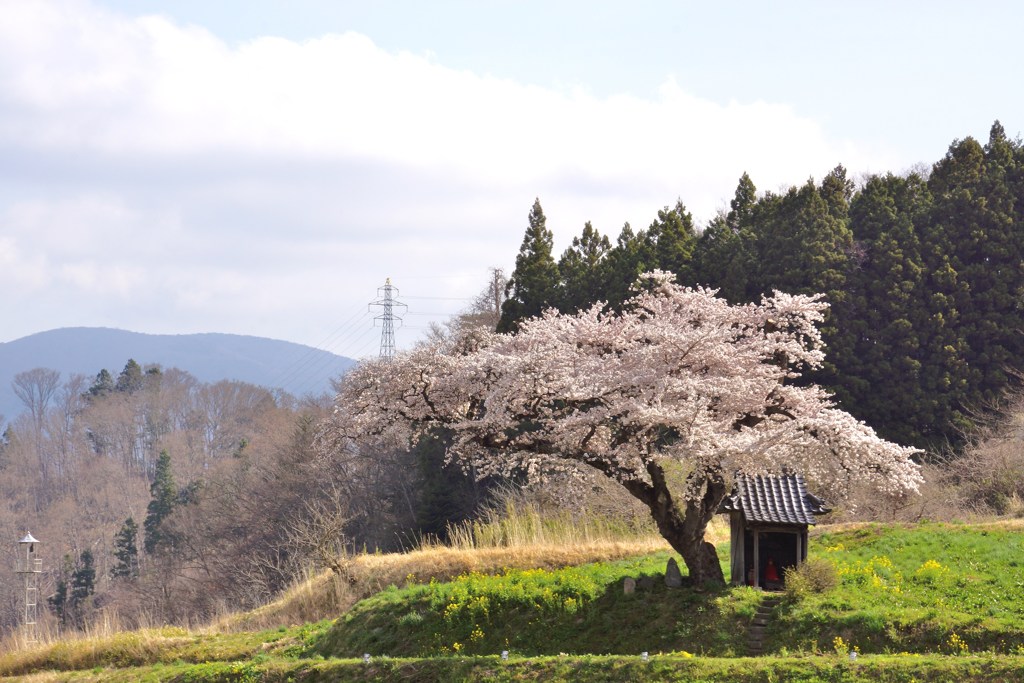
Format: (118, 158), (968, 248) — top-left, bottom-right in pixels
(718, 473), (829, 589)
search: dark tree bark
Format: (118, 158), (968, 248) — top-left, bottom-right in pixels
(621, 461), (728, 585)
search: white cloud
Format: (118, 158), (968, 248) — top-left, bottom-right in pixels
(0, 0), (903, 351)
(0, 1), (886, 193)
(59, 261), (147, 296)
(0, 236), (49, 289)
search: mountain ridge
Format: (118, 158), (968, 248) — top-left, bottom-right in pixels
(0, 327), (356, 423)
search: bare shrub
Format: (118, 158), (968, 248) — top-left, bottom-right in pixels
(821, 457), (972, 523)
(783, 558), (838, 600)
(931, 387), (1024, 518)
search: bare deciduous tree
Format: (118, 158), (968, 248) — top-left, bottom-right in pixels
(13, 368), (61, 438)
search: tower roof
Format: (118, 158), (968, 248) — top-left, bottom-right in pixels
(19, 532), (39, 544)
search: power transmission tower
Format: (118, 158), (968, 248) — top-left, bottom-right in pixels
(369, 278), (407, 360)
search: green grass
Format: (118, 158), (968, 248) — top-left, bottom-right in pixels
(315, 522), (1024, 660)
(771, 522), (1024, 655)
(8, 522), (1024, 681)
(15, 653), (1024, 682)
(314, 546), (766, 658)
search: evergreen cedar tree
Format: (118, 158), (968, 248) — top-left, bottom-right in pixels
(144, 450), (177, 554)
(557, 221), (611, 314)
(497, 199), (559, 333)
(322, 272), (921, 585)
(112, 517), (140, 580)
(49, 550), (96, 627)
(70, 550), (96, 606)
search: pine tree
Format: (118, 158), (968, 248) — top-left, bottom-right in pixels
(693, 214), (746, 300)
(112, 517), (140, 579)
(412, 431), (484, 539)
(694, 173), (760, 301)
(602, 222), (651, 309)
(87, 369), (114, 399)
(745, 177), (855, 396)
(47, 555), (73, 626)
(498, 199), (560, 332)
(820, 164), (855, 221)
(59, 550), (96, 629)
(115, 359), (144, 393)
(557, 221), (611, 313)
(49, 577), (68, 625)
(924, 123), (1024, 428)
(754, 179), (853, 302)
(70, 550), (96, 604)
(643, 200), (697, 284)
(144, 451), (178, 554)
(828, 172), (960, 448)
(729, 172), (758, 228)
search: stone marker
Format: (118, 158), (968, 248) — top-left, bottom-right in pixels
(623, 577), (636, 594)
(638, 576), (655, 591)
(665, 558), (683, 588)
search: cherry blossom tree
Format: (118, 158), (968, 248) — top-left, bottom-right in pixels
(320, 272), (921, 584)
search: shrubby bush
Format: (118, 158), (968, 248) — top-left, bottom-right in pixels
(783, 558), (838, 599)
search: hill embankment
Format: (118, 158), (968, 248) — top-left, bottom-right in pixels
(4, 522), (1024, 682)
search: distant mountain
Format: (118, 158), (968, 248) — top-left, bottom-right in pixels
(0, 327), (357, 423)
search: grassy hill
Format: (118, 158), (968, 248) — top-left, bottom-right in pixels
(3, 521), (1024, 681)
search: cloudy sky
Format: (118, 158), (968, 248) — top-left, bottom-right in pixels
(1, 0), (1020, 361)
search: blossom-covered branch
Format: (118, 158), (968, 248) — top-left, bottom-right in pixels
(320, 272), (921, 583)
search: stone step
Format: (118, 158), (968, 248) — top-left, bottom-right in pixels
(747, 598), (781, 656)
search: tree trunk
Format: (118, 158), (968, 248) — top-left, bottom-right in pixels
(641, 463), (728, 586)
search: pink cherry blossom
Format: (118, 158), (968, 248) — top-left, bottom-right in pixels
(320, 271), (921, 584)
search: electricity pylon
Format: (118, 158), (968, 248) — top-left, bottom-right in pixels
(369, 278), (407, 360)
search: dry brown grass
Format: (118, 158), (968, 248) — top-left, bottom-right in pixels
(222, 499), (719, 631)
(951, 517), (1024, 531)
(0, 619), (192, 676)
(224, 535), (676, 631)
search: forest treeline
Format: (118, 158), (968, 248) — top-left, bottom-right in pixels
(499, 121), (1024, 453)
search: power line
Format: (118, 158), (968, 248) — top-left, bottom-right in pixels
(402, 295), (475, 301)
(265, 307), (375, 398)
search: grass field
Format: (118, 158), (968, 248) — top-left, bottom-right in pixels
(4, 521), (1024, 681)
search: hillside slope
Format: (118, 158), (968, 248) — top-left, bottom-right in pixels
(0, 327), (355, 421)
(4, 522), (1024, 681)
